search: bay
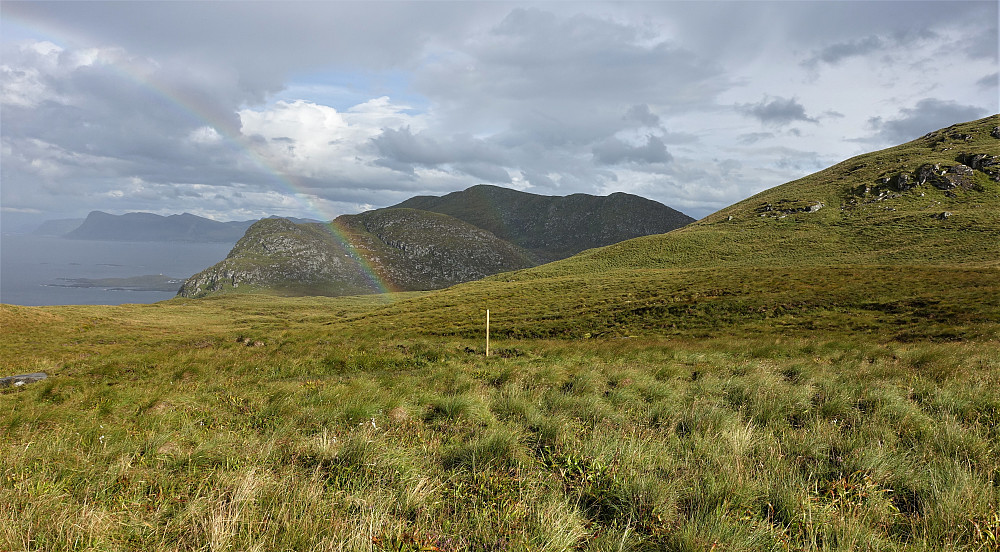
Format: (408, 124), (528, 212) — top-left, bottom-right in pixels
(0, 234), (232, 306)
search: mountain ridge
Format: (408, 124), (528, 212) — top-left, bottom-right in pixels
(393, 184), (694, 262)
(177, 188), (693, 297)
(61, 211), (322, 242)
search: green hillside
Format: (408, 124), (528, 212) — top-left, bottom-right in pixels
(178, 209), (534, 298)
(324, 115), (1000, 340)
(180, 186), (694, 298)
(395, 184), (695, 262)
(514, 114), (999, 278)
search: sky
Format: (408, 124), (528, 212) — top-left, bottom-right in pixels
(1, 1), (997, 231)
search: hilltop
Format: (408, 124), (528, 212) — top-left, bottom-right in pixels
(394, 184), (694, 262)
(178, 188), (693, 298)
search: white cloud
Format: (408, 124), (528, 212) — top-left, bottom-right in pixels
(189, 126), (222, 145)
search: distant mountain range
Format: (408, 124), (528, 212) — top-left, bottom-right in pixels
(177, 186), (694, 298)
(33, 211), (320, 242)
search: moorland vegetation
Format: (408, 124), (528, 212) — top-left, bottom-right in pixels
(2, 115), (999, 551)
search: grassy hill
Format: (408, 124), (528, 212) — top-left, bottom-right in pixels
(333, 115), (1000, 340)
(2, 116), (999, 551)
(181, 186), (694, 298)
(394, 184), (695, 262)
(514, 114), (999, 277)
(178, 209), (535, 298)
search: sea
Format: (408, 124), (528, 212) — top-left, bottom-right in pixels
(0, 234), (233, 306)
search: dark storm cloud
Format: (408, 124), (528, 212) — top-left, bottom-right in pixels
(738, 97), (817, 127)
(865, 99), (990, 144)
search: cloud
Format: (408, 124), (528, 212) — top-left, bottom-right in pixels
(977, 72), (998, 89)
(416, 7), (730, 142)
(737, 132), (775, 145)
(624, 104), (661, 127)
(738, 97), (818, 127)
(865, 98), (990, 144)
(807, 35), (886, 66)
(593, 135), (672, 165)
(371, 127), (509, 169)
(963, 26), (1000, 60)
(2, 2), (997, 228)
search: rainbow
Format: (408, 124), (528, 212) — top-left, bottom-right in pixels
(4, 10), (398, 296)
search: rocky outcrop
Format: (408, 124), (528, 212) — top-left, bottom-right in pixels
(755, 200), (825, 219)
(851, 151), (998, 206)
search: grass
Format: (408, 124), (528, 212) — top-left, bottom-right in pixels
(2, 291), (998, 551)
(2, 115), (999, 550)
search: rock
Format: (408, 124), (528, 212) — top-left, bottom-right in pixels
(956, 153), (999, 170)
(894, 173), (914, 192)
(991, 126), (1000, 139)
(0, 372), (48, 387)
(915, 164), (942, 186)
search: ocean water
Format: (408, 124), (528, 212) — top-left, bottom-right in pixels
(0, 234), (233, 306)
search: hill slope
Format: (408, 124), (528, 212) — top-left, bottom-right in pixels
(31, 218), (85, 236)
(179, 188), (693, 298)
(177, 209), (535, 298)
(345, 115), (1000, 339)
(394, 184), (695, 262)
(509, 114), (1000, 279)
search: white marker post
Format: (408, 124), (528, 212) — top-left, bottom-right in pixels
(486, 309), (490, 357)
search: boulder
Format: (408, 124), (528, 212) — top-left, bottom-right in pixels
(0, 372), (48, 387)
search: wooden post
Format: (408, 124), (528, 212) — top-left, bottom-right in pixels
(486, 309), (490, 357)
